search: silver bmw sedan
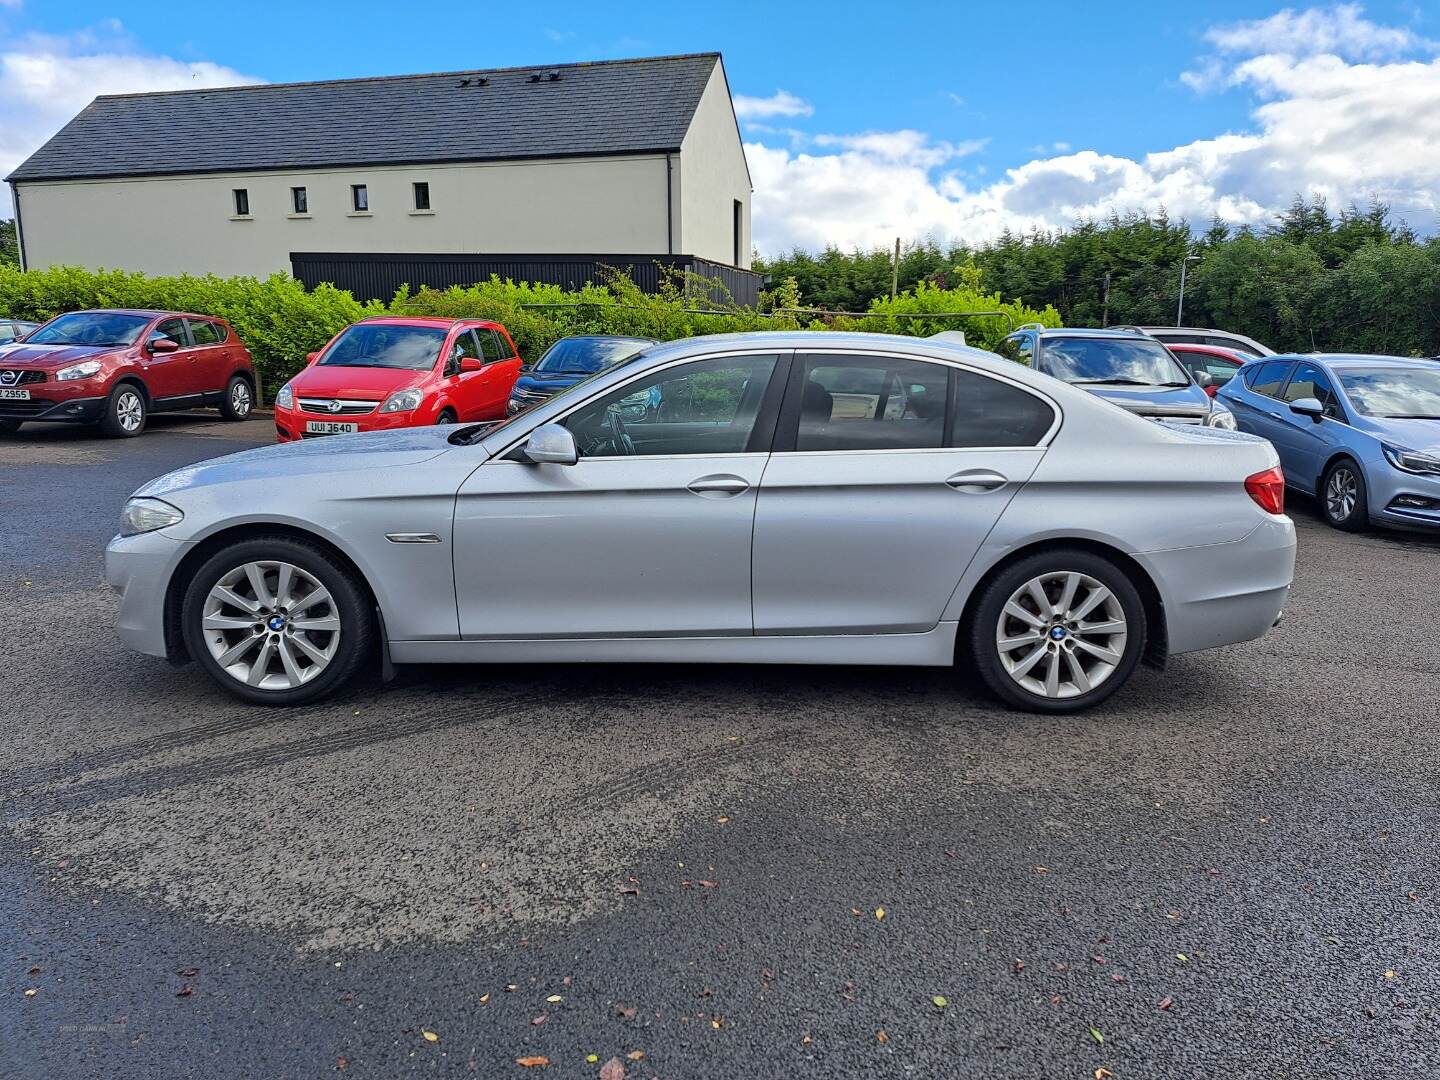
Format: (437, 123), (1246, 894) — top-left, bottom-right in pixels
(106, 332), (1296, 713)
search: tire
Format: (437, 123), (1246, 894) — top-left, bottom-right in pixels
(967, 548), (1146, 714)
(0, 419), (21, 436)
(435, 408), (457, 425)
(1321, 457), (1368, 532)
(218, 375), (254, 421)
(181, 536), (375, 706)
(100, 382), (147, 438)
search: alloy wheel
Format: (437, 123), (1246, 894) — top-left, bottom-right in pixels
(117, 391), (144, 432)
(995, 571), (1129, 699)
(231, 381), (252, 416)
(1326, 466), (1358, 522)
(201, 560), (341, 690)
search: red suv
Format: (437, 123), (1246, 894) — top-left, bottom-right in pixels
(273, 317), (523, 441)
(0, 308), (257, 438)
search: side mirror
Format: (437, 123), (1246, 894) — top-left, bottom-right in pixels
(460, 356), (483, 373)
(149, 337), (180, 354)
(521, 423), (578, 465)
(305, 351), (321, 365)
(1289, 396), (1324, 422)
(1195, 371), (1213, 388)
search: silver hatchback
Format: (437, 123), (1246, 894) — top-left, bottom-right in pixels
(107, 332), (1296, 713)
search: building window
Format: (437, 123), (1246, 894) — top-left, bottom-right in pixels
(291, 186), (308, 214)
(233, 189), (250, 217)
(413, 182), (431, 211)
(732, 199), (743, 266)
(351, 184), (369, 212)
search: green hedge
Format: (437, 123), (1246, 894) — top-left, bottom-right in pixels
(0, 264), (1059, 400)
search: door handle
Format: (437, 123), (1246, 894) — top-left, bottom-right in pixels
(945, 469), (1008, 493)
(687, 474), (750, 497)
(1267, 411), (1283, 420)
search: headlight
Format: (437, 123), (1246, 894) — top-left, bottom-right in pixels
(120, 497), (184, 536)
(380, 388), (425, 414)
(275, 382), (295, 409)
(56, 360), (103, 381)
(1206, 406), (1237, 430)
(1383, 444), (1440, 476)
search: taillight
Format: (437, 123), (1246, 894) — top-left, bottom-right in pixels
(1245, 465), (1285, 515)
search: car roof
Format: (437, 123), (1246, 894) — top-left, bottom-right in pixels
(554, 334), (658, 343)
(1166, 343), (1246, 359)
(1023, 327), (1159, 341)
(357, 316), (500, 329)
(58, 308), (199, 319)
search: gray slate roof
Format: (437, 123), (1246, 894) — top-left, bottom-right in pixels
(8, 53), (720, 183)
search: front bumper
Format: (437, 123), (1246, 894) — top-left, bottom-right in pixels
(0, 393), (105, 423)
(1369, 466), (1440, 530)
(1134, 513), (1296, 655)
(273, 402), (425, 442)
(105, 528), (194, 659)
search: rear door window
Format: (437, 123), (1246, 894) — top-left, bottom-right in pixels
(479, 329), (507, 363)
(188, 319), (222, 346)
(790, 354), (949, 452)
(1246, 360), (1293, 398)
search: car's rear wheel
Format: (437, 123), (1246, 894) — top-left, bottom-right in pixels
(0, 419), (21, 436)
(219, 375), (254, 421)
(100, 383), (147, 438)
(435, 408), (457, 425)
(182, 536), (374, 705)
(1321, 458), (1368, 531)
(968, 548), (1146, 713)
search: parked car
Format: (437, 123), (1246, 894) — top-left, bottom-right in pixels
(1124, 326), (1274, 357)
(0, 319), (38, 345)
(507, 335), (657, 415)
(999, 326), (1237, 428)
(107, 331), (1295, 714)
(273, 317), (522, 442)
(0, 309), (256, 438)
(1166, 343), (1247, 397)
(1218, 354), (1440, 531)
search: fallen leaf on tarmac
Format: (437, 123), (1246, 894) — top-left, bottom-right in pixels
(422, 1030), (439, 1042)
(515, 1056), (550, 1067)
(1095, 1069), (1114, 1079)
(932, 995), (948, 1009)
(585, 1054), (598, 1063)
(800, 1034), (812, 1046)
(717, 816), (730, 824)
(851, 908), (863, 918)
(176, 967), (199, 977)
(27, 966), (39, 975)
(563, 976), (573, 987)
(532, 1014), (547, 1026)
(1092, 955), (1107, 965)
(600, 1058), (625, 1080)
(1408, 891), (1419, 902)
(626, 1050), (645, 1061)
(1014, 960), (1026, 973)
(546, 994), (563, 1003)
(1034, 866), (1049, 874)
(479, 993), (490, 1004)
(875, 907), (886, 920)
(1385, 970), (1396, 979)
(1089, 1027), (1104, 1044)
(175, 985), (193, 998)
(711, 1017), (722, 1029)
(698, 880), (719, 889)
(618, 885), (640, 895)
(616, 1005), (637, 1019)
(1176, 954), (1189, 963)
(1111, 975), (1125, 983)
(506, 984), (518, 992)
(1158, 996), (1174, 1010)
(24, 989), (37, 997)
(337, 1055), (347, 1070)
(876, 1029), (889, 1044)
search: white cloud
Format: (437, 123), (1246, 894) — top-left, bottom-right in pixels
(733, 89), (813, 120)
(748, 5), (1440, 253)
(0, 23), (260, 213)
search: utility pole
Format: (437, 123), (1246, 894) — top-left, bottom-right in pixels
(1176, 253), (1201, 327)
(891, 237), (900, 299)
(1101, 271), (1111, 327)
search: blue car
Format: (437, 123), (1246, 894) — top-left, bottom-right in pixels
(1218, 354), (1440, 531)
(1000, 326), (1236, 429)
(507, 335), (657, 415)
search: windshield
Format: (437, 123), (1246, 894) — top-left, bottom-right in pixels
(533, 338), (653, 375)
(1044, 338), (1191, 386)
(26, 312), (149, 348)
(319, 325), (447, 371)
(1336, 367), (1440, 418)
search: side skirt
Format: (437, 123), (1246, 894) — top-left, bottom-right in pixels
(389, 623), (959, 667)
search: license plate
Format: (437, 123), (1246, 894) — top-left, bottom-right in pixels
(0, 388), (30, 400)
(305, 420), (358, 435)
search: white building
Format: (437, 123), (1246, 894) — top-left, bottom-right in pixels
(7, 53), (756, 299)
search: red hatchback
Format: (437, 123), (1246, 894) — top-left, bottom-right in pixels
(1167, 343), (1247, 397)
(273, 317), (523, 441)
(0, 308), (257, 438)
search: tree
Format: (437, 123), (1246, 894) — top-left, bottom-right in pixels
(0, 220), (17, 269)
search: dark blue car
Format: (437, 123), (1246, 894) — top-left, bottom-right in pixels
(507, 335), (657, 415)
(1000, 326), (1237, 429)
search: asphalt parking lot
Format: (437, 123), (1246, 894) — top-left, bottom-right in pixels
(3, 414), (1439, 1079)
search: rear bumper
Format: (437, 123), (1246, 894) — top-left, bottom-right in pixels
(1134, 514), (1296, 655)
(105, 529), (193, 659)
(0, 394), (105, 423)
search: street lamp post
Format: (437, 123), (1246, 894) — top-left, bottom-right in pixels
(1176, 253), (1201, 327)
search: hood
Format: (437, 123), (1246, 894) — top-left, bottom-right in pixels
(1355, 414), (1440, 451)
(1083, 383), (1212, 419)
(135, 426), (463, 499)
(0, 343), (124, 368)
(287, 363), (428, 399)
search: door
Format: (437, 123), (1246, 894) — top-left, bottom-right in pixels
(453, 352), (788, 639)
(445, 329), (485, 420)
(477, 328), (522, 419)
(752, 353), (1055, 635)
(1225, 359), (1293, 442)
(140, 317), (197, 400)
(185, 318), (231, 393)
(1270, 361), (1345, 494)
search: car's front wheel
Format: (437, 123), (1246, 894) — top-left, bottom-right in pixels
(181, 536), (374, 705)
(968, 548), (1146, 713)
(1321, 457), (1368, 531)
(100, 383), (147, 438)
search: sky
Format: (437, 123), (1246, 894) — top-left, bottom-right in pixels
(1, 1), (1437, 254)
